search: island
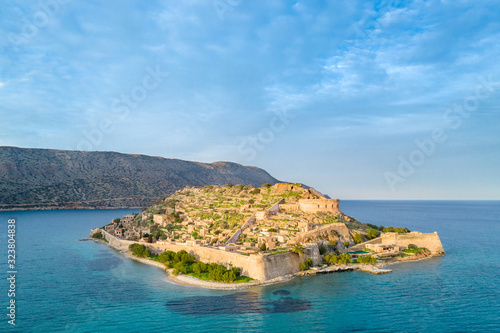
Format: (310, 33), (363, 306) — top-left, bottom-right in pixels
(90, 183), (445, 289)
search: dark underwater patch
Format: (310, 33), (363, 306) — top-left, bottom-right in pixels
(85, 256), (122, 271)
(166, 291), (311, 315)
(94, 250), (113, 258)
(272, 289), (291, 295)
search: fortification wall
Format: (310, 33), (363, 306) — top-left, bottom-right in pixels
(99, 230), (317, 281)
(101, 230), (136, 251)
(298, 199), (341, 214)
(262, 252), (301, 279)
(381, 232), (445, 254)
(294, 223), (350, 243)
(227, 214), (255, 244)
(279, 203), (299, 212)
(348, 237), (383, 251)
(268, 199), (284, 214)
(151, 242), (268, 279)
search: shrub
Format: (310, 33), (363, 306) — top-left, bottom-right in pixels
(318, 244), (327, 255)
(382, 226), (409, 234)
(129, 243), (151, 258)
(356, 255), (377, 264)
(353, 233), (364, 244)
(260, 243), (267, 251)
(344, 240), (350, 248)
(338, 253), (353, 265)
(300, 258), (314, 271)
(180, 252), (196, 264)
(325, 253), (352, 265)
(223, 270), (236, 282)
(232, 267), (241, 276)
(208, 264), (229, 282)
(408, 244), (418, 249)
(323, 254), (337, 265)
(192, 262), (208, 274)
(92, 232), (103, 239)
(158, 251), (176, 266)
(249, 189), (261, 195)
(173, 262), (189, 274)
(366, 228), (379, 239)
(289, 244), (304, 255)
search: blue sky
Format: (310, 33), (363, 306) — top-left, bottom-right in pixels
(1, 0), (499, 199)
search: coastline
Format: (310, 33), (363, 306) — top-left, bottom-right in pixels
(87, 238), (438, 290)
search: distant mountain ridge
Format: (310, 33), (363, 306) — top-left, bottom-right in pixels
(0, 147), (280, 210)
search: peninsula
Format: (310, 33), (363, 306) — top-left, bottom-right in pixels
(90, 183), (445, 288)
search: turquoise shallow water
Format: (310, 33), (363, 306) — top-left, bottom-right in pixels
(0, 201), (499, 332)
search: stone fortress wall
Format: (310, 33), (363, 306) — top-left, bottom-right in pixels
(99, 230), (316, 280)
(226, 214), (256, 244)
(381, 231), (445, 254)
(293, 223), (351, 243)
(298, 198), (341, 215)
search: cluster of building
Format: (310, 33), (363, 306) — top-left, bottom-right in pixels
(104, 214), (153, 242)
(102, 183), (350, 254)
(100, 183), (445, 259)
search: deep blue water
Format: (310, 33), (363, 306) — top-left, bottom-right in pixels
(1, 201), (499, 332)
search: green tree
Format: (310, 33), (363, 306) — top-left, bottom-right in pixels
(223, 270), (236, 282)
(318, 243), (327, 255)
(129, 243), (151, 258)
(92, 232), (103, 239)
(344, 240), (350, 248)
(353, 233), (364, 244)
(300, 258), (313, 271)
(367, 228), (379, 239)
(356, 255), (377, 264)
(173, 262), (189, 274)
(260, 243), (267, 251)
(158, 251), (176, 265)
(232, 267), (241, 277)
(323, 254), (338, 265)
(192, 262), (208, 274)
(147, 234), (153, 243)
(337, 253), (353, 265)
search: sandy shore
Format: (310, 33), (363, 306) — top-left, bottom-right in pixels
(167, 273), (295, 290)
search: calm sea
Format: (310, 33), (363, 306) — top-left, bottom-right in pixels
(0, 201), (499, 332)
